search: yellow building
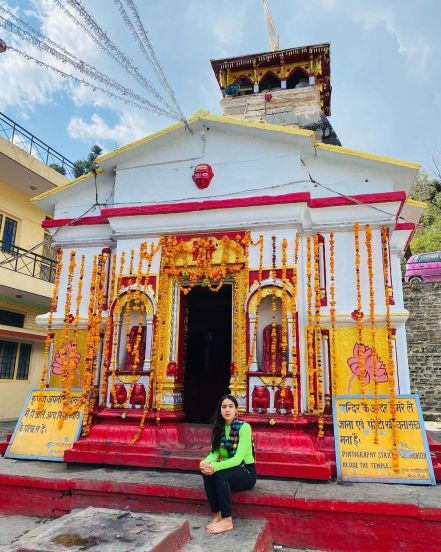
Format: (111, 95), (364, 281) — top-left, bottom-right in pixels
(0, 116), (69, 419)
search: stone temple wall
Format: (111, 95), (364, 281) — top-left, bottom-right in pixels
(404, 282), (441, 419)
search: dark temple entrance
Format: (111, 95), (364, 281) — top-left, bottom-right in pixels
(182, 285), (232, 423)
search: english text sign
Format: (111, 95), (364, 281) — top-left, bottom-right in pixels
(333, 394), (435, 485)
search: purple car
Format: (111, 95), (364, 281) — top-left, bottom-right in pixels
(404, 251), (441, 283)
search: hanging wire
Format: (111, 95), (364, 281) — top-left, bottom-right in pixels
(0, 12), (177, 119)
(60, 0), (181, 118)
(8, 44), (175, 116)
(117, 0), (187, 124)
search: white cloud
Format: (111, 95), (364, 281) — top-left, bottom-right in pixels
(186, 1), (246, 47)
(67, 112), (152, 147)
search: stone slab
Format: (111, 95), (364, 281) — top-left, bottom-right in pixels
(8, 507), (190, 552)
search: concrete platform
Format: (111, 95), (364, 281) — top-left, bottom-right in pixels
(4, 508), (273, 552)
(0, 458), (440, 551)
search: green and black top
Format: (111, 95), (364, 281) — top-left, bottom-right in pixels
(202, 419), (255, 473)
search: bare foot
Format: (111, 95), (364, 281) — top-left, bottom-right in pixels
(206, 512), (221, 529)
(207, 517), (233, 534)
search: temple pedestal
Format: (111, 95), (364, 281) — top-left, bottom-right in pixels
(64, 410), (333, 480)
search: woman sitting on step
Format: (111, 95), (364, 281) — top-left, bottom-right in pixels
(199, 394), (256, 534)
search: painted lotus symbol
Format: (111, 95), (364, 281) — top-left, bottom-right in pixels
(51, 341), (82, 384)
(347, 343), (388, 393)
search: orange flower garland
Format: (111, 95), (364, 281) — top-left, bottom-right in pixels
(100, 252), (117, 406)
(329, 232), (337, 399)
(381, 226), (399, 471)
(58, 251), (76, 428)
(353, 223), (366, 400)
(279, 238), (289, 402)
(245, 236), (264, 374)
(306, 236), (315, 412)
(365, 225), (380, 443)
(290, 233), (300, 418)
(314, 234), (323, 412)
(270, 236), (277, 385)
(37, 247), (63, 412)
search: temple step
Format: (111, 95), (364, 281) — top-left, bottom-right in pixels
(64, 421), (333, 480)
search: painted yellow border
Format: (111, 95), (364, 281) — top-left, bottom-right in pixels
(32, 109), (421, 204)
(316, 143), (421, 171)
(405, 198), (427, 209)
(31, 169), (103, 203)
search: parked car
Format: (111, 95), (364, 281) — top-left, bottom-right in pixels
(404, 251), (441, 283)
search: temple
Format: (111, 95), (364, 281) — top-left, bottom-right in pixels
(28, 42), (432, 479)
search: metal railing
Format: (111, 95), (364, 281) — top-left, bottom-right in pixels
(0, 241), (56, 283)
(0, 111), (76, 178)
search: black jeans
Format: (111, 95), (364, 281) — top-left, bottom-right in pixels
(203, 463), (256, 518)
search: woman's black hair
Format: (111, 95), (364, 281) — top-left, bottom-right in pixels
(211, 394), (238, 452)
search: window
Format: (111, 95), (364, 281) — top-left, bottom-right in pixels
(0, 309), (25, 328)
(419, 253), (440, 263)
(0, 212), (18, 253)
(0, 340), (32, 380)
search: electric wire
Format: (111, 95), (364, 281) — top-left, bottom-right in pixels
(61, 0), (181, 118)
(0, 13), (177, 119)
(118, 0), (186, 123)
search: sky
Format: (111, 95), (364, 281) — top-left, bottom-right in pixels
(0, 0), (440, 175)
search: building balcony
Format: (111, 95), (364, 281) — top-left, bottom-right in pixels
(0, 241), (55, 301)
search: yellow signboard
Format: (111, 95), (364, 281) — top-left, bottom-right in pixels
(5, 389), (84, 462)
(333, 395), (435, 485)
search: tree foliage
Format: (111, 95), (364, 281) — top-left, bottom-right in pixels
(73, 144), (103, 179)
(408, 171), (441, 254)
(48, 163), (66, 176)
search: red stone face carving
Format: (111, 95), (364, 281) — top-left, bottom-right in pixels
(274, 387), (293, 414)
(130, 383), (146, 408)
(192, 163), (214, 189)
(110, 383), (127, 408)
(252, 385), (270, 414)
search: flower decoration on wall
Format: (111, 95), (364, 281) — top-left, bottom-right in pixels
(347, 343), (388, 393)
(351, 309), (363, 321)
(51, 341), (82, 384)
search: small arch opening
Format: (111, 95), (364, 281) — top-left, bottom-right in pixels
(286, 68), (310, 90)
(259, 71), (281, 92)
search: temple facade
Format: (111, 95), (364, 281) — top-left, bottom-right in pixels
(31, 44), (425, 477)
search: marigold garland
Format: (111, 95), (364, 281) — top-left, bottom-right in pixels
(381, 226), (399, 471)
(245, 235), (264, 374)
(37, 247), (63, 412)
(100, 252), (117, 406)
(353, 223), (366, 400)
(329, 233), (337, 399)
(366, 225), (380, 444)
(290, 233), (300, 418)
(270, 235), (278, 386)
(279, 238), (289, 404)
(306, 236), (315, 412)
(58, 251), (76, 428)
(314, 235), (323, 412)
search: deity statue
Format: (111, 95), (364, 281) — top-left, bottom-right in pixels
(274, 387), (294, 415)
(110, 384), (127, 408)
(167, 361), (184, 382)
(261, 323), (283, 372)
(252, 385), (270, 414)
(130, 383), (147, 409)
(124, 325), (147, 371)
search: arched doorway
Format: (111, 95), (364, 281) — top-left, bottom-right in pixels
(182, 285), (232, 423)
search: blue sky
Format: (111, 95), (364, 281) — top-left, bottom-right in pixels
(0, 0), (440, 173)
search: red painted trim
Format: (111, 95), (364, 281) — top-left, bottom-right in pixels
(42, 216), (109, 228)
(101, 193), (311, 218)
(308, 191), (406, 208)
(0, 329), (45, 342)
(395, 222), (416, 231)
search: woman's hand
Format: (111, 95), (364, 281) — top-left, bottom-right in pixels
(199, 461), (214, 475)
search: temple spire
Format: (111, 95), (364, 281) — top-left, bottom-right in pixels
(262, 0), (279, 52)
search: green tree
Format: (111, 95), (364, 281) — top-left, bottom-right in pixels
(48, 163), (66, 175)
(73, 144), (103, 179)
(408, 172), (441, 254)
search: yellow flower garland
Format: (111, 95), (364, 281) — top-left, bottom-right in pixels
(291, 233), (300, 418)
(329, 232), (337, 398)
(306, 236), (315, 412)
(381, 226), (399, 471)
(354, 223), (366, 400)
